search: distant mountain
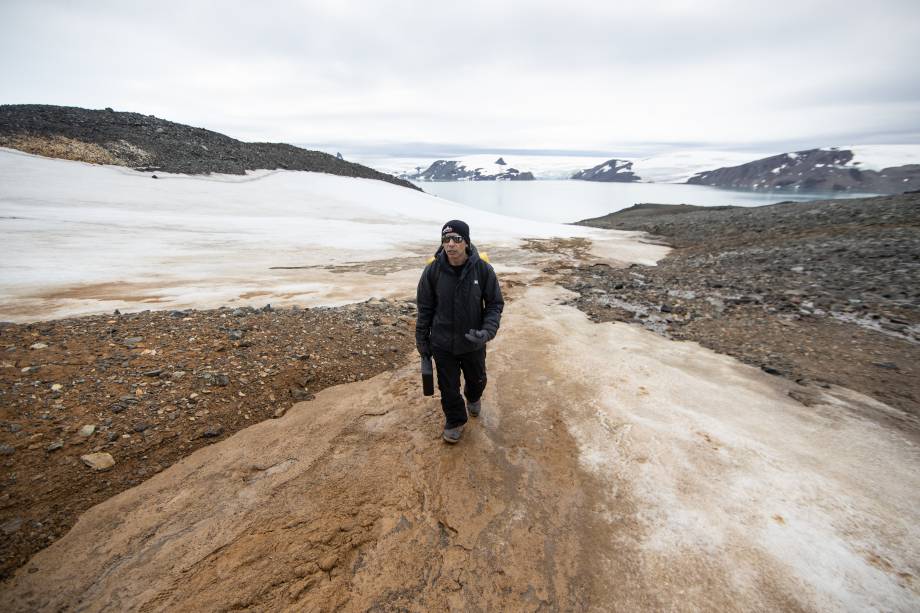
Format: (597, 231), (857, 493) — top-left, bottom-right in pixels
(571, 159), (641, 182)
(686, 148), (920, 194)
(0, 104), (420, 191)
(411, 159), (534, 181)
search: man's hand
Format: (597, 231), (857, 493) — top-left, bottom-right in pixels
(417, 339), (431, 358)
(464, 329), (491, 349)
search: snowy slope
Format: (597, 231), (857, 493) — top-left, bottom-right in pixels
(0, 148), (662, 320)
(842, 145), (920, 170)
(630, 151), (764, 183)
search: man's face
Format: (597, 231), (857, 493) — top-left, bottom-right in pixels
(442, 233), (467, 260)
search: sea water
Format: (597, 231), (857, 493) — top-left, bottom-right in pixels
(415, 180), (876, 224)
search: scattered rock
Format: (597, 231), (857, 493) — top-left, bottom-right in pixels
(0, 296), (418, 580)
(29, 342), (48, 350)
(290, 387), (313, 401)
(80, 453), (115, 471)
(46, 440), (63, 452)
(78, 425), (96, 437)
(1, 518), (23, 535)
(872, 361), (899, 370)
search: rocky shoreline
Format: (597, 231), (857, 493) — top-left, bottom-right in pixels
(563, 193), (920, 422)
(0, 300), (419, 580)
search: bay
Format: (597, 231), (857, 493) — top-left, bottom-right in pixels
(415, 180), (876, 224)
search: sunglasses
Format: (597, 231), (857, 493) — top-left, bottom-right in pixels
(441, 235), (465, 244)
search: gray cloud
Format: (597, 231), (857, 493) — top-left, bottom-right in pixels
(2, 0), (918, 154)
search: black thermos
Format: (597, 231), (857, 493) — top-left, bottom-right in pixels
(421, 355), (434, 396)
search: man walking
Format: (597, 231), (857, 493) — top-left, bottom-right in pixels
(416, 220), (504, 443)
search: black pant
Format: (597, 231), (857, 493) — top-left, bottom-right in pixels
(432, 348), (487, 428)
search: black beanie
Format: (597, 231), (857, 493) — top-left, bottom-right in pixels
(441, 220), (471, 244)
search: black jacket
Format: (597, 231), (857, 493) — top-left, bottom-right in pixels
(416, 244), (504, 355)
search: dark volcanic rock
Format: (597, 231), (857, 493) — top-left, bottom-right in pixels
(0, 104), (420, 191)
(686, 148), (920, 194)
(413, 159), (534, 181)
(571, 159), (641, 182)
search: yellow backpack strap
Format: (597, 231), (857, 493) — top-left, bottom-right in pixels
(480, 252), (490, 263)
(426, 256), (435, 265)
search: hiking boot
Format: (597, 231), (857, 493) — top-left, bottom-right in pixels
(467, 399), (482, 418)
(442, 424), (464, 444)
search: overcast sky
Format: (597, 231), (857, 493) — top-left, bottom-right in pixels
(2, 0), (919, 157)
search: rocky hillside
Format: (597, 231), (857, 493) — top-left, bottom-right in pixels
(0, 105), (420, 190)
(686, 148), (920, 194)
(411, 159), (534, 181)
(571, 158), (641, 182)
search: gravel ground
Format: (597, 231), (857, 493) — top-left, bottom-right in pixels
(0, 300), (418, 580)
(563, 193), (920, 421)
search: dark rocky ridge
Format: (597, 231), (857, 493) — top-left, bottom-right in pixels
(687, 148), (920, 194)
(410, 159), (534, 181)
(564, 194), (920, 420)
(0, 104), (420, 191)
(571, 158), (641, 182)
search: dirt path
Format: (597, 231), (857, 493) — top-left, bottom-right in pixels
(3, 262), (919, 611)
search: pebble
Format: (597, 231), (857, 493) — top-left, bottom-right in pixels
(30, 342), (48, 350)
(0, 444), (15, 456)
(46, 440), (63, 452)
(202, 425), (224, 438)
(79, 424), (96, 437)
(81, 452), (115, 471)
(872, 361), (899, 370)
(51, 383), (63, 391)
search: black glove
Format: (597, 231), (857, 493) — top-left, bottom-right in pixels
(464, 329), (491, 349)
(417, 339), (431, 358)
